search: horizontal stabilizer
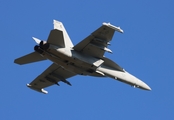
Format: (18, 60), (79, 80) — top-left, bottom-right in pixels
(14, 52), (47, 65)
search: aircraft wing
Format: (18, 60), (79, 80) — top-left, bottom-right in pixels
(27, 63), (76, 94)
(73, 23), (123, 58)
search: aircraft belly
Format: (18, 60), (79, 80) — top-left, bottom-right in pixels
(47, 50), (106, 77)
(47, 47), (72, 60)
(40, 51), (81, 74)
(40, 50), (95, 76)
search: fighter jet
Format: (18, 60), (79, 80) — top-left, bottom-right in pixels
(14, 20), (151, 94)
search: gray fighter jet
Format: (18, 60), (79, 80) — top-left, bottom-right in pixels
(14, 20), (151, 94)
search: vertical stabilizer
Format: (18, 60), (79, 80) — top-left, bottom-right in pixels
(53, 20), (74, 48)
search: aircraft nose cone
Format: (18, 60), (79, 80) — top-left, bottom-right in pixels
(138, 80), (152, 91)
(142, 83), (151, 91)
(146, 85), (151, 91)
(125, 71), (152, 91)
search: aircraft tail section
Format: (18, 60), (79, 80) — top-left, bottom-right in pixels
(14, 52), (47, 65)
(47, 20), (73, 48)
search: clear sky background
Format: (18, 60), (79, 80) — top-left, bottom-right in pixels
(1, 0), (174, 120)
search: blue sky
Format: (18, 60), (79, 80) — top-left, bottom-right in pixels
(1, 0), (174, 119)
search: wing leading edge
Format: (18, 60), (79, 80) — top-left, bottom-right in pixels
(73, 22), (123, 58)
(27, 63), (76, 94)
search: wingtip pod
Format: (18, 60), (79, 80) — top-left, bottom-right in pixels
(103, 22), (124, 33)
(40, 89), (48, 94)
(27, 84), (48, 94)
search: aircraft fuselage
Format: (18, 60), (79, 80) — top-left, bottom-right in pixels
(14, 20), (151, 94)
(35, 43), (151, 90)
